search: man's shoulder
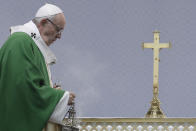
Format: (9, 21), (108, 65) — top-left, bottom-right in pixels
(5, 32), (35, 49)
(9, 32), (33, 42)
(0, 32), (37, 55)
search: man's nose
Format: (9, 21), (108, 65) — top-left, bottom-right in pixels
(56, 33), (61, 39)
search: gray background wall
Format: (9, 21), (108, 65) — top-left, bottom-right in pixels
(0, 0), (196, 117)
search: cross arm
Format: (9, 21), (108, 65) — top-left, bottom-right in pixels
(159, 42), (171, 49)
(142, 43), (154, 50)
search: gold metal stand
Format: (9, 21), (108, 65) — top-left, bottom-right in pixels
(145, 94), (166, 118)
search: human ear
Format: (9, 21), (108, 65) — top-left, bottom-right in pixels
(40, 19), (48, 26)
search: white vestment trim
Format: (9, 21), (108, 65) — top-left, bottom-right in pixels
(10, 21), (69, 124)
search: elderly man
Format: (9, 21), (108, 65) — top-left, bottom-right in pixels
(0, 3), (75, 131)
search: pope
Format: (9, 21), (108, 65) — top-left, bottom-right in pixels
(0, 3), (75, 131)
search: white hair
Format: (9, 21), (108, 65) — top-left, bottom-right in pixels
(33, 14), (56, 25)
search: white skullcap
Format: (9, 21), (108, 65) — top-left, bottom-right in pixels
(35, 3), (63, 18)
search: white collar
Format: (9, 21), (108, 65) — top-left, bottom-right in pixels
(10, 21), (57, 65)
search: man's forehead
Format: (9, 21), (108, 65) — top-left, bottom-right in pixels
(54, 14), (66, 26)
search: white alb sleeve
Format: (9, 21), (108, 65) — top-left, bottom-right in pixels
(49, 91), (70, 124)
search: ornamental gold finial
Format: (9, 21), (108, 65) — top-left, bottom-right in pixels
(142, 31), (171, 118)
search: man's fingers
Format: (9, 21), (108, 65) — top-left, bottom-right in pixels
(70, 92), (76, 98)
(68, 92), (76, 105)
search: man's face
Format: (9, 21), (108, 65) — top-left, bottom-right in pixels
(40, 13), (66, 46)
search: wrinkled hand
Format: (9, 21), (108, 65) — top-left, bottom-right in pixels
(53, 83), (61, 90)
(68, 92), (75, 105)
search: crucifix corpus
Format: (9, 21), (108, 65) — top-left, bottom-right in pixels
(142, 31), (171, 118)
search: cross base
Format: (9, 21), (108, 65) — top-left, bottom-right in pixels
(145, 97), (166, 118)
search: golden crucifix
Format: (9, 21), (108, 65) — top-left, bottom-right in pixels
(142, 31), (171, 118)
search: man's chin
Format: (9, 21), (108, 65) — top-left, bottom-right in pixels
(47, 41), (55, 46)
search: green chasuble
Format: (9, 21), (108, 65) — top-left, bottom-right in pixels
(0, 32), (65, 131)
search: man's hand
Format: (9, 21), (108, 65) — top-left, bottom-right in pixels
(53, 83), (75, 105)
(54, 83), (61, 90)
(68, 92), (75, 105)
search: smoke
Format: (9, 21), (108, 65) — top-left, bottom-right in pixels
(67, 65), (102, 117)
(53, 44), (107, 117)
